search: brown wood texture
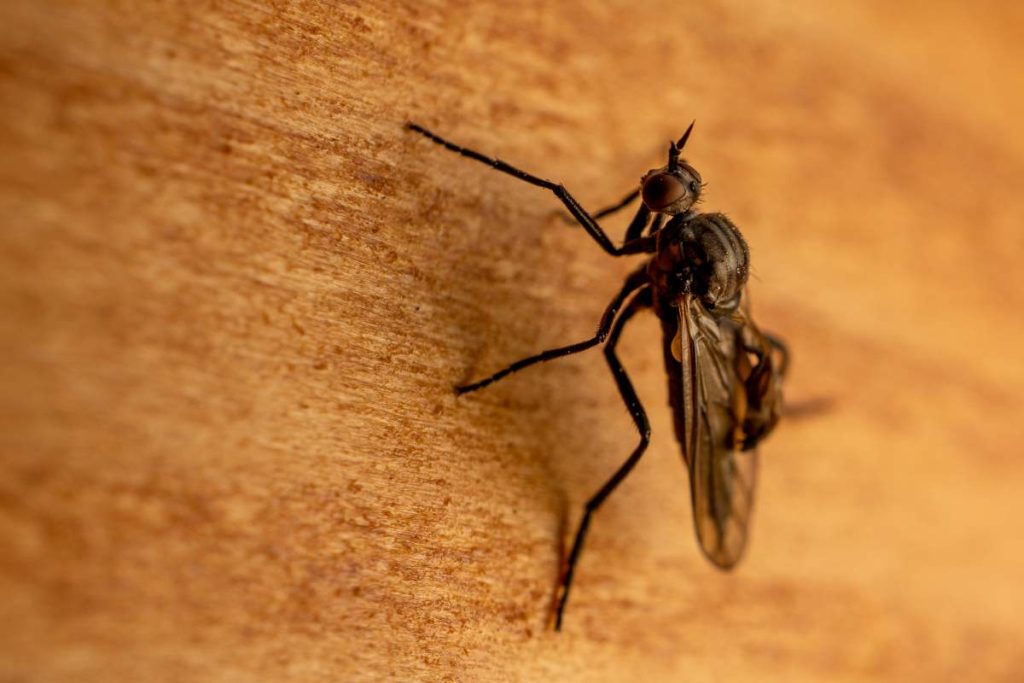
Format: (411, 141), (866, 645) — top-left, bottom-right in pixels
(3, 1), (1023, 681)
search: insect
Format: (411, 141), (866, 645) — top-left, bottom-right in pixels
(407, 121), (788, 630)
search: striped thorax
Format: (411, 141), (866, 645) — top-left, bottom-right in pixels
(648, 211), (750, 315)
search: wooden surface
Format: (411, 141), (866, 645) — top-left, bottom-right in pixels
(2, 1), (1023, 681)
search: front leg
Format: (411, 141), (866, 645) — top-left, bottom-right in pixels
(407, 123), (656, 256)
(558, 188), (649, 242)
(593, 188), (640, 220)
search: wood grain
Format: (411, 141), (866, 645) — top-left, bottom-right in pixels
(2, 1), (1023, 681)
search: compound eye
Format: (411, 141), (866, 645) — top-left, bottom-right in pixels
(642, 172), (686, 211)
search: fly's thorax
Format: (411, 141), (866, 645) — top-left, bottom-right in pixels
(648, 212), (750, 313)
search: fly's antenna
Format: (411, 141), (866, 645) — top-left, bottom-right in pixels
(668, 120), (695, 172)
(676, 120), (695, 152)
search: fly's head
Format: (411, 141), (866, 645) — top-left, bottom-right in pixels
(640, 121), (703, 216)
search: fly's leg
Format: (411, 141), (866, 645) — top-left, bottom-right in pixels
(563, 198), (653, 244)
(764, 333), (789, 377)
(407, 123), (656, 256)
(593, 188), (640, 220)
(456, 267), (649, 395)
(622, 204), (651, 243)
(559, 187), (638, 221)
(621, 209), (662, 244)
(555, 288), (652, 631)
(645, 213), (664, 239)
(594, 195), (661, 241)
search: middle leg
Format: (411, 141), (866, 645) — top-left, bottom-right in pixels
(554, 287), (653, 630)
(456, 266), (649, 395)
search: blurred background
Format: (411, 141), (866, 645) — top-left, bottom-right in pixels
(2, 1), (1022, 681)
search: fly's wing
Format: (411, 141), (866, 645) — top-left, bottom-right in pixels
(678, 295), (758, 569)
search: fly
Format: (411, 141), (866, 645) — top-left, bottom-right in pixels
(407, 121), (788, 630)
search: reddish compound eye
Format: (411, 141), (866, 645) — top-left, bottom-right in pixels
(642, 172), (686, 211)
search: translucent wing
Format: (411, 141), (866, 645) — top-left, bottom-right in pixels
(677, 295), (758, 569)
